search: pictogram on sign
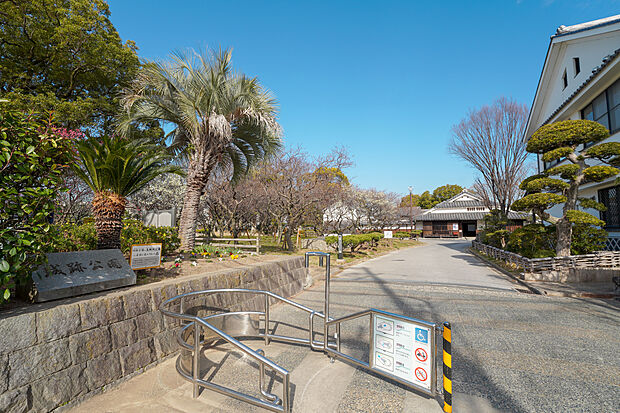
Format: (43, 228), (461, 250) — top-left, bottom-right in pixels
(415, 367), (427, 382)
(415, 348), (428, 363)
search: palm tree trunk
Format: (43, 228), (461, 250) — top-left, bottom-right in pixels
(92, 191), (126, 250)
(178, 157), (213, 251)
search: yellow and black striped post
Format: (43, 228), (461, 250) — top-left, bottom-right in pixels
(443, 322), (452, 413)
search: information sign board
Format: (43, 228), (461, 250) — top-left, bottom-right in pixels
(130, 243), (162, 270)
(383, 230), (393, 239)
(371, 313), (433, 392)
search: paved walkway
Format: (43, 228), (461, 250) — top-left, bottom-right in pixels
(70, 240), (620, 413)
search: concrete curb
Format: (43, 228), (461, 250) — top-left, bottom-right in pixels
(468, 247), (542, 295)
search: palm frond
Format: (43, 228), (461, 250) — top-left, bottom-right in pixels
(72, 136), (185, 198)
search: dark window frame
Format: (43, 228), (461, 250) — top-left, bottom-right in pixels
(599, 185), (620, 230)
(573, 57), (580, 76)
(580, 78), (620, 148)
(562, 69), (568, 90)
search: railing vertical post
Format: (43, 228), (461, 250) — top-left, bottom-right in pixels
(324, 254), (331, 351)
(193, 321), (201, 398)
(442, 322), (452, 413)
(283, 373), (291, 413)
(264, 293), (270, 345)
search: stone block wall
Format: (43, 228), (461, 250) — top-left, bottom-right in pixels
(0, 256), (307, 413)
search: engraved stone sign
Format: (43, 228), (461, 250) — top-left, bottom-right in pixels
(31, 249), (136, 302)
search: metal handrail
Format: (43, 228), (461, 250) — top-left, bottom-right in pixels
(160, 252), (443, 412)
(160, 287), (336, 412)
(161, 289), (294, 412)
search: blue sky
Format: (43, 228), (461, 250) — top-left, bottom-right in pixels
(107, 0), (619, 197)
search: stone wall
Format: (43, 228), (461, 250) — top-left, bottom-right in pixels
(0, 256), (307, 413)
(523, 267), (619, 282)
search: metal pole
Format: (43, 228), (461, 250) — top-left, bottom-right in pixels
(193, 321), (201, 398)
(337, 234), (343, 260)
(283, 373), (291, 413)
(264, 293), (270, 345)
(408, 186), (413, 238)
(443, 322), (452, 413)
(324, 254), (331, 351)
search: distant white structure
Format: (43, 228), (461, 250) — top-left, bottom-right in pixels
(143, 208), (176, 227)
(524, 15), (620, 249)
(415, 190), (527, 238)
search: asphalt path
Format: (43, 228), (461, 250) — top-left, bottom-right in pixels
(336, 238), (517, 291)
(70, 239), (620, 413)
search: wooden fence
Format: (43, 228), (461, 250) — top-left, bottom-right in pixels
(195, 234), (260, 254)
(471, 240), (620, 273)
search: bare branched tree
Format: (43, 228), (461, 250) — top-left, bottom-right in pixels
(255, 147), (351, 250)
(449, 97), (530, 215)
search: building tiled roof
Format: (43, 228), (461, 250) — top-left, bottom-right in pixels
(434, 200), (484, 208)
(540, 48), (620, 127)
(554, 15), (620, 38)
(416, 211), (529, 222)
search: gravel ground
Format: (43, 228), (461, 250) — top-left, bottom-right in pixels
(70, 239), (620, 413)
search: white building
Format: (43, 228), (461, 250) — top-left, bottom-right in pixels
(524, 15), (620, 248)
(415, 190), (527, 238)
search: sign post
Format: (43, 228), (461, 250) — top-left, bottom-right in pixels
(337, 234), (343, 260)
(130, 243), (162, 270)
(370, 311), (435, 395)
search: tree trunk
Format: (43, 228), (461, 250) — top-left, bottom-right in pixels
(178, 157), (212, 251)
(556, 219), (572, 256)
(92, 191), (126, 250)
(283, 227), (294, 251)
(556, 173), (581, 257)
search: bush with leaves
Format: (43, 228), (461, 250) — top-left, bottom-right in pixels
(570, 224), (606, 255)
(51, 223), (98, 252)
(479, 210), (509, 248)
(505, 224), (556, 258)
(0, 110), (75, 302)
(326, 232), (384, 252)
(50, 220), (180, 256)
(512, 120), (614, 256)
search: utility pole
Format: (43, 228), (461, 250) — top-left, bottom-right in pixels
(408, 186), (413, 239)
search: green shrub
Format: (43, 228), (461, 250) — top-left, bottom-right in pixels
(192, 244), (241, 257)
(325, 232), (384, 251)
(571, 224), (606, 255)
(51, 220), (180, 256)
(325, 235), (337, 246)
(394, 230), (422, 238)
(0, 110), (75, 302)
(505, 224), (555, 258)
(51, 223), (97, 252)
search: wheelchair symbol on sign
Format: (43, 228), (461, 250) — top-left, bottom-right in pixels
(415, 328), (428, 344)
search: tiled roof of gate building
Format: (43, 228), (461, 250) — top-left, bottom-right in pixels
(434, 200), (484, 208)
(416, 211), (529, 221)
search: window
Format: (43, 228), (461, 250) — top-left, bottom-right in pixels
(581, 78), (620, 137)
(562, 69), (568, 89)
(573, 58), (580, 76)
(599, 185), (620, 229)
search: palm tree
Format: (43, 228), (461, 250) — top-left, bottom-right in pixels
(73, 136), (183, 249)
(119, 48), (282, 250)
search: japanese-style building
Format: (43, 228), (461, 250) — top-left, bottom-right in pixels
(415, 190), (528, 238)
(524, 14), (620, 249)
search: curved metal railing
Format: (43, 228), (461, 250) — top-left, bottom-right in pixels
(160, 286), (337, 413)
